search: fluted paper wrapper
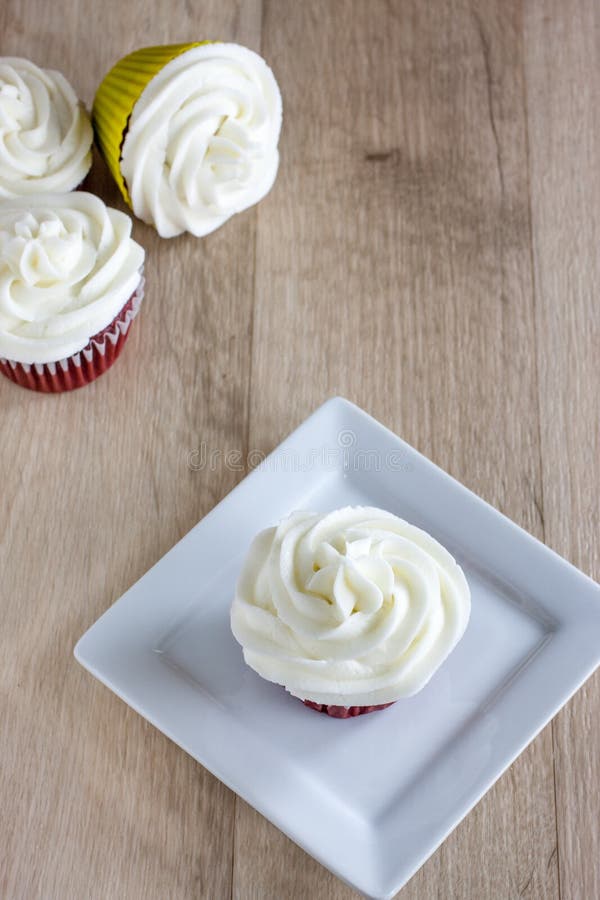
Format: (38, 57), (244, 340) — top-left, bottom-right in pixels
(92, 43), (211, 205)
(302, 699), (395, 719)
(0, 276), (144, 393)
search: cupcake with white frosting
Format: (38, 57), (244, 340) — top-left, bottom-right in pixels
(0, 192), (145, 392)
(92, 42), (282, 238)
(231, 507), (471, 718)
(0, 57), (93, 196)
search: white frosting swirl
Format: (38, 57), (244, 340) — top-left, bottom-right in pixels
(231, 507), (471, 706)
(0, 192), (144, 364)
(0, 58), (92, 196)
(121, 43), (282, 238)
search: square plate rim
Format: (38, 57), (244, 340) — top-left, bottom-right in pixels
(75, 396), (600, 899)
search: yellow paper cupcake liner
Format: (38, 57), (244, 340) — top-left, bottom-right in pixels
(92, 42), (212, 205)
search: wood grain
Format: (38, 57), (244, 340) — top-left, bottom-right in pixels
(524, 3), (600, 899)
(0, 1), (597, 898)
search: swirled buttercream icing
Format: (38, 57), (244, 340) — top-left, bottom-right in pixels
(0, 192), (144, 364)
(0, 57), (92, 196)
(120, 43), (282, 238)
(231, 507), (471, 706)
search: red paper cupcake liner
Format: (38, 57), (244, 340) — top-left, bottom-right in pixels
(303, 699), (395, 719)
(0, 275), (144, 393)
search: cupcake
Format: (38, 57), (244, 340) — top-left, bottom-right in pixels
(92, 42), (282, 238)
(231, 507), (471, 718)
(0, 57), (93, 196)
(0, 192), (145, 392)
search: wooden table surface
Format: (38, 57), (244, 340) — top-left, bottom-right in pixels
(2, 1), (599, 898)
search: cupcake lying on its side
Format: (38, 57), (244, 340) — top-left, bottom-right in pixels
(93, 42), (282, 238)
(0, 192), (144, 392)
(0, 57), (92, 196)
(231, 507), (471, 718)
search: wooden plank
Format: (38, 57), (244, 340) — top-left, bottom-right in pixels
(0, 2), (263, 898)
(234, 1), (559, 898)
(524, 3), (600, 899)
(2, 0), (599, 896)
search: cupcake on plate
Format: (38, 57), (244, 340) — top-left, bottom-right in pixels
(0, 192), (144, 392)
(231, 507), (471, 718)
(92, 42), (282, 238)
(0, 57), (93, 196)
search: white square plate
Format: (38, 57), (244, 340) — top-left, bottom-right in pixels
(75, 397), (600, 899)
